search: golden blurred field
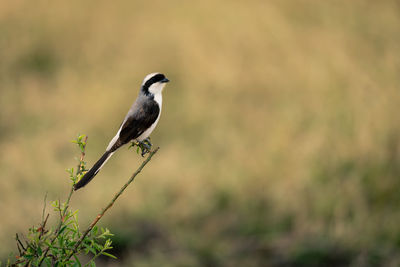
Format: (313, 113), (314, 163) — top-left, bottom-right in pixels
(1, 0), (400, 265)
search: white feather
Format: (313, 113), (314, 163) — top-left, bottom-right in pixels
(106, 124), (124, 151)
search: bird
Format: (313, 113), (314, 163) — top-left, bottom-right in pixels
(74, 72), (169, 190)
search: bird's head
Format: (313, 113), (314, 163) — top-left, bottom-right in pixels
(141, 73), (169, 96)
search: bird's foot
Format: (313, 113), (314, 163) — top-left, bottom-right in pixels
(130, 138), (152, 157)
(143, 137), (152, 147)
(139, 138), (152, 156)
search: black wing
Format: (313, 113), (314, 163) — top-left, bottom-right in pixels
(110, 100), (159, 151)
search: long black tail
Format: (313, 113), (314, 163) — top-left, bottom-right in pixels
(74, 151), (114, 190)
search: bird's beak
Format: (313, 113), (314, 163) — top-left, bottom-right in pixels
(161, 78), (170, 83)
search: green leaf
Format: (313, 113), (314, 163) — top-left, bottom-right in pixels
(37, 246), (43, 256)
(24, 253), (34, 260)
(51, 200), (59, 208)
(68, 241), (77, 248)
(58, 235), (64, 247)
(92, 226), (98, 236)
(93, 242), (102, 251)
(59, 225), (67, 234)
(66, 168), (74, 175)
(83, 243), (97, 255)
(51, 247), (59, 256)
(104, 239), (113, 248)
(73, 255), (82, 266)
(101, 252), (117, 259)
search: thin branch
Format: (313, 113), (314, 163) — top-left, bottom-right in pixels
(21, 234), (30, 251)
(41, 192), (48, 223)
(16, 242), (22, 256)
(76, 135), (88, 177)
(38, 214), (50, 239)
(37, 136), (88, 266)
(67, 147), (160, 259)
(15, 234), (26, 252)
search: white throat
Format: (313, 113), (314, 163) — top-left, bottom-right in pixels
(149, 83), (165, 106)
(149, 82), (165, 95)
(153, 92), (162, 107)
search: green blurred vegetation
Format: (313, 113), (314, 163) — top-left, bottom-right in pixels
(1, 0), (400, 266)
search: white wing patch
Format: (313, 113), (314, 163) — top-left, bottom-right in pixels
(106, 123), (124, 151)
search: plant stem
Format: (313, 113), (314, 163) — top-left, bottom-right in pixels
(37, 136), (88, 266)
(67, 147), (159, 260)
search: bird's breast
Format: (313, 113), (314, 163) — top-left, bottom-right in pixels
(136, 93), (162, 141)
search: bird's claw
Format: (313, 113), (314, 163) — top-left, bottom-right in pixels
(138, 138), (152, 157)
(129, 138), (152, 157)
(143, 137), (152, 147)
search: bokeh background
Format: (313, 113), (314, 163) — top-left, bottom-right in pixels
(1, 0), (400, 266)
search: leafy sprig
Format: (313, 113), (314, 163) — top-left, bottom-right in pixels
(5, 134), (159, 266)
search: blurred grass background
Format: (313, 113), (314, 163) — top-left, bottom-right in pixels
(1, 0), (400, 266)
